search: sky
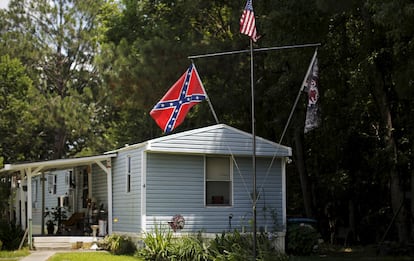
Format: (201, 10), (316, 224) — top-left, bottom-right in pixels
(0, 0), (9, 9)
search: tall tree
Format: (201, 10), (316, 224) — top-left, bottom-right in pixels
(98, 0), (248, 145)
(317, 0), (414, 242)
(0, 55), (37, 162)
(1, 0), (112, 160)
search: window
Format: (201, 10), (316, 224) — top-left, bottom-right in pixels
(126, 156), (131, 193)
(205, 157), (232, 206)
(69, 170), (75, 188)
(48, 174), (56, 194)
(82, 169), (89, 208)
(33, 180), (38, 208)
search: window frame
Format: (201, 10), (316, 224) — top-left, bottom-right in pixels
(205, 156), (233, 207)
(126, 155), (131, 193)
(48, 174), (57, 195)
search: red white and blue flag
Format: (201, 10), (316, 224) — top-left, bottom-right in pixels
(240, 0), (258, 42)
(150, 64), (206, 133)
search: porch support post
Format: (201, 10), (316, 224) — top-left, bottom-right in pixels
(106, 159), (113, 234)
(41, 172), (45, 235)
(25, 168), (33, 249)
(281, 157), (287, 231)
(19, 170), (25, 230)
(141, 151), (147, 233)
(95, 158), (113, 234)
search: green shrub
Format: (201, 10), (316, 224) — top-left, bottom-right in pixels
(208, 231), (287, 261)
(208, 230), (250, 259)
(0, 221), (25, 250)
(286, 224), (320, 256)
(169, 233), (209, 261)
(138, 223), (174, 261)
(137, 225), (287, 261)
(100, 234), (136, 255)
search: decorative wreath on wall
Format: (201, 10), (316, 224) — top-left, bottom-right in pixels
(168, 214), (185, 232)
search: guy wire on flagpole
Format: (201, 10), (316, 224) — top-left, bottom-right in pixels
(191, 61), (220, 124)
(278, 48), (318, 144)
(188, 42), (320, 260)
(256, 48), (319, 203)
(188, 43), (321, 59)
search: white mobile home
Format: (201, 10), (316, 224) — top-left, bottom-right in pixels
(1, 124), (291, 249)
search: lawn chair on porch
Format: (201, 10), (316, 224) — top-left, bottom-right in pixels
(62, 212), (85, 235)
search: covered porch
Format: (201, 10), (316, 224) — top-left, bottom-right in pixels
(0, 153), (117, 249)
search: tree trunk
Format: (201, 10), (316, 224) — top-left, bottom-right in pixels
(53, 127), (66, 159)
(388, 139), (409, 243)
(348, 199), (355, 244)
(411, 168), (414, 241)
(294, 127), (314, 218)
(370, 68), (410, 243)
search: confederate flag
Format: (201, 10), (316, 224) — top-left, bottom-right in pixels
(150, 64), (206, 133)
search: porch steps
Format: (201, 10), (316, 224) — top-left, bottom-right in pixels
(33, 236), (97, 250)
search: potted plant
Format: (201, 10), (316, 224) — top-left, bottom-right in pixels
(46, 219), (55, 235)
(44, 206), (67, 234)
(44, 208), (55, 235)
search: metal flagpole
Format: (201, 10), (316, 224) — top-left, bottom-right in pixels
(188, 42), (321, 260)
(249, 38), (257, 260)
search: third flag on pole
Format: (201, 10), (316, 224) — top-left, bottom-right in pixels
(304, 56), (320, 133)
(240, 0), (258, 42)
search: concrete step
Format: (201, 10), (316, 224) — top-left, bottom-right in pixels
(33, 236), (97, 250)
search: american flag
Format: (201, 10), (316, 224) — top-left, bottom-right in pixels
(150, 64), (206, 133)
(240, 0), (258, 42)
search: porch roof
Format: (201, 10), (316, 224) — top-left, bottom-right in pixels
(0, 153), (117, 176)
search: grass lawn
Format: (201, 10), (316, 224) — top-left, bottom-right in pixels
(47, 251), (143, 261)
(0, 248), (30, 261)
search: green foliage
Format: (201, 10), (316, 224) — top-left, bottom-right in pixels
(100, 234), (137, 255)
(1, 0), (114, 160)
(0, 55), (37, 162)
(0, 221), (25, 250)
(0, 248), (30, 258)
(138, 225), (287, 261)
(168, 233), (210, 261)
(138, 223), (174, 260)
(208, 231), (287, 261)
(286, 224), (320, 256)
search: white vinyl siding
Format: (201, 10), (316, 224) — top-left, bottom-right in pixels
(109, 124), (290, 235)
(144, 153), (284, 233)
(111, 150), (141, 233)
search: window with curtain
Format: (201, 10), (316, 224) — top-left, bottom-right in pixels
(205, 156), (232, 206)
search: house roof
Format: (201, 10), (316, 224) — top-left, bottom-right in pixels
(0, 124), (291, 176)
(0, 154), (117, 176)
(109, 124), (292, 157)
